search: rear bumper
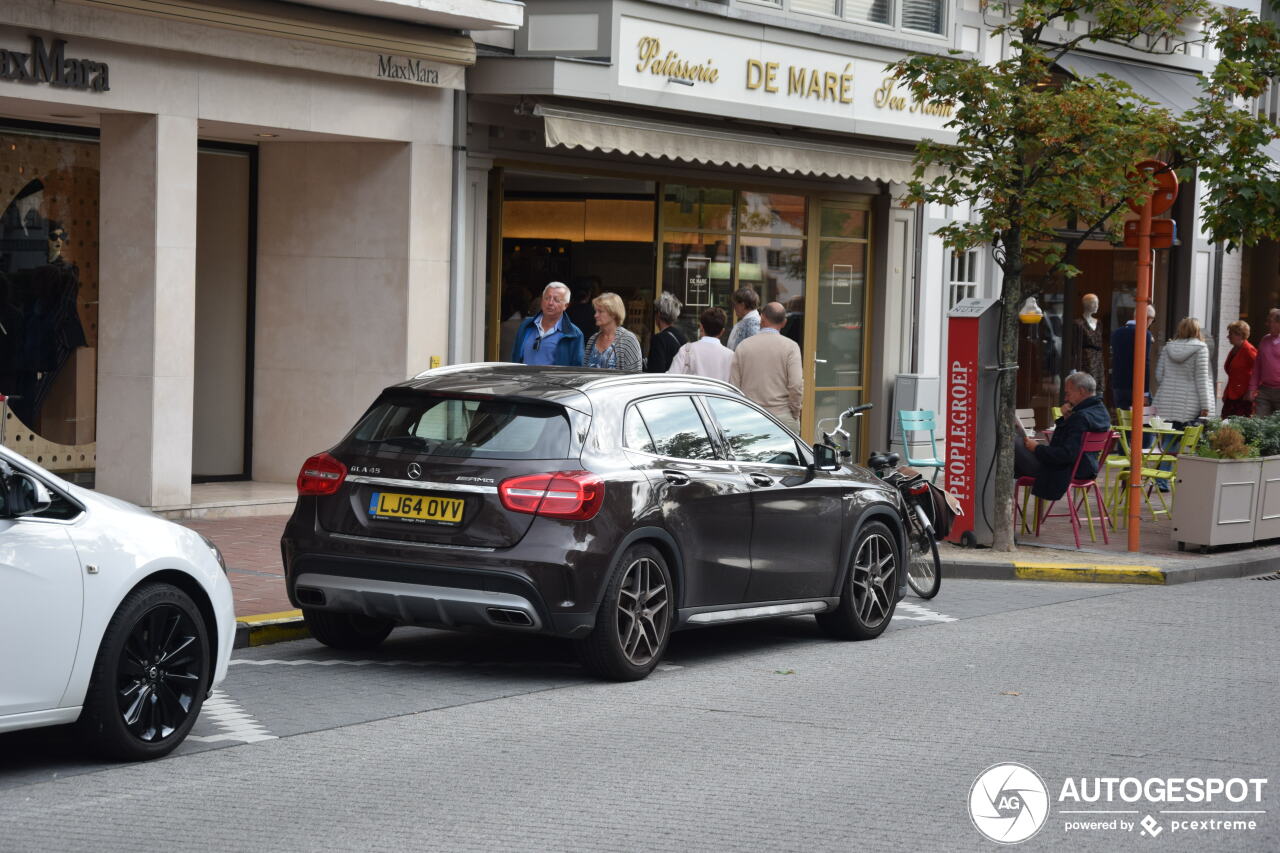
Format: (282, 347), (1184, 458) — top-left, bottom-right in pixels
(295, 572), (544, 631)
(283, 505), (615, 638)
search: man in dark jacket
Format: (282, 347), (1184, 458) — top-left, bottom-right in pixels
(510, 281), (584, 367)
(1015, 371), (1111, 501)
(1111, 304), (1155, 410)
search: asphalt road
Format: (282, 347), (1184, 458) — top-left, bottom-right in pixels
(1, 577), (1276, 851)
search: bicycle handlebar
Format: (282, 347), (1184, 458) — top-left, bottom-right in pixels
(842, 403), (873, 419)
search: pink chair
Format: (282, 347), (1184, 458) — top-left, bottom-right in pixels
(1015, 431), (1115, 548)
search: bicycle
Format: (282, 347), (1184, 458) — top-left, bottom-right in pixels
(816, 403), (946, 599)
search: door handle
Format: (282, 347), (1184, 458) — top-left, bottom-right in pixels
(749, 473), (773, 487)
(663, 470), (691, 485)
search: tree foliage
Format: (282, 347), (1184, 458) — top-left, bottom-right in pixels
(888, 0), (1280, 550)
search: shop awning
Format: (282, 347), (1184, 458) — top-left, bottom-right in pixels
(536, 105), (932, 185)
(1057, 54), (1203, 115)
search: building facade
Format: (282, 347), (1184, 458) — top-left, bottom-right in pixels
(0, 0), (520, 507)
(465, 0), (965, 456)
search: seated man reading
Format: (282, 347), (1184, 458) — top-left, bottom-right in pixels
(1014, 371), (1111, 502)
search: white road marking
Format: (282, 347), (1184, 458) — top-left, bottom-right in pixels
(187, 689), (277, 744)
(895, 601), (958, 622)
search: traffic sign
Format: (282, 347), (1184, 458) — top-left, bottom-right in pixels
(1124, 218), (1176, 249)
(1127, 159), (1179, 216)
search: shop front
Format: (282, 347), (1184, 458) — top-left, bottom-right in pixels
(467, 0), (953, 454)
(0, 0), (514, 508)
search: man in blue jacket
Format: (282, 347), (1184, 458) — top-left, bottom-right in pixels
(1111, 304), (1155, 410)
(509, 282), (584, 367)
(1015, 371), (1111, 501)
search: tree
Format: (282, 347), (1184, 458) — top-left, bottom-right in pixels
(890, 0), (1280, 551)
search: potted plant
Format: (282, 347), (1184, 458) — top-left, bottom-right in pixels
(1172, 420), (1262, 549)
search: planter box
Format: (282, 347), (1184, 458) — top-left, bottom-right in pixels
(1255, 456), (1280, 540)
(1171, 456), (1262, 548)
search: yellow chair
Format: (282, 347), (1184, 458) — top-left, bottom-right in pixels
(1133, 424), (1203, 520)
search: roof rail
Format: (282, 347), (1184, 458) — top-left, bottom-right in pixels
(580, 373), (740, 394)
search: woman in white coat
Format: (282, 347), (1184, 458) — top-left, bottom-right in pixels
(1154, 317), (1214, 426)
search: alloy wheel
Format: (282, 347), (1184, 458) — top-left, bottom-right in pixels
(850, 531), (897, 628)
(116, 604), (204, 743)
(614, 556), (670, 666)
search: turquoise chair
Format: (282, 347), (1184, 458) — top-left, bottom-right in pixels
(898, 410), (944, 482)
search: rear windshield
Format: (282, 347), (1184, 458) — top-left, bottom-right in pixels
(349, 395), (572, 460)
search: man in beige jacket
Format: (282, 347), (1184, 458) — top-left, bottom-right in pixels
(729, 301), (803, 434)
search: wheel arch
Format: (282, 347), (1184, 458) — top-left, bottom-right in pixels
(837, 504), (908, 596)
(129, 569), (221, 688)
(602, 526), (685, 610)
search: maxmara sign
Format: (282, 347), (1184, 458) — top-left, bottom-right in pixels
(1, 36), (110, 92)
(618, 16), (952, 137)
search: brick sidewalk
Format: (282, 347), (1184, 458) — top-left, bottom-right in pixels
(181, 514), (292, 617)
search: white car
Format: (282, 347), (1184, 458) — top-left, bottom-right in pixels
(0, 444), (235, 760)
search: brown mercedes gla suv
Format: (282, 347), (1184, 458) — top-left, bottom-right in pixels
(281, 364), (906, 680)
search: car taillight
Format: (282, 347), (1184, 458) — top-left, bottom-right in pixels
(499, 471), (604, 520)
(297, 452), (347, 496)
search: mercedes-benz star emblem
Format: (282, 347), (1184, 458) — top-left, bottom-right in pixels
(407, 463), (422, 480)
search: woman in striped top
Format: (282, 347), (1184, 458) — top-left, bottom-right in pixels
(584, 292), (643, 372)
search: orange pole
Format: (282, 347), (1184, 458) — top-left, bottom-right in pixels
(1127, 195), (1153, 550)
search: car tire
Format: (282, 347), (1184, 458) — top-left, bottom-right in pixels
(575, 543), (673, 681)
(77, 582), (211, 761)
(303, 608), (394, 650)
(816, 520), (899, 640)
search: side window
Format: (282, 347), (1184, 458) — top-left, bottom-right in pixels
(705, 397), (801, 466)
(623, 406), (656, 454)
(634, 396), (717, 461)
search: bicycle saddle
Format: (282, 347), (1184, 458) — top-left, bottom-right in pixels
(867, 451), (900, 470)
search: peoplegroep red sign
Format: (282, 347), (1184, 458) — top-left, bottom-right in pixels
(945, 314), (979, 542)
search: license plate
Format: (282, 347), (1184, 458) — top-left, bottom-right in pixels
(368, 491), (465, 524)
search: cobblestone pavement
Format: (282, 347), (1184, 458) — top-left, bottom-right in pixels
(1, 576), (1275, 851)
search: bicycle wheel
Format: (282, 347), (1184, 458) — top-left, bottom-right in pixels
(906, 533), (942, 599)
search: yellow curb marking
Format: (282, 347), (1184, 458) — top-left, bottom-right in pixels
(246, 622), (310, 647)
(1013, 563), (1167, 584)
(236, 609), (302, 625)
(236, 610), (309, 647)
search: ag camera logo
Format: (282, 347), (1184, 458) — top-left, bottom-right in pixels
(969, 763), (1050, 844)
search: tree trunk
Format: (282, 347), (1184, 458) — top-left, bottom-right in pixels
(992, 237), (1024, 552)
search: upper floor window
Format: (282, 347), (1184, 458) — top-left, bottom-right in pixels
(744, 0), (946, 36)
(948, 249), (980, 309)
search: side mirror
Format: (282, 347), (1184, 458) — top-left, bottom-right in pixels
(5, 473), (52, 518)
(812, 443), (840, 471)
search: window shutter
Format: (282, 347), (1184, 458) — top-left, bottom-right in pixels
(844, 0), (891, 25)
(901, 0), (943, 33)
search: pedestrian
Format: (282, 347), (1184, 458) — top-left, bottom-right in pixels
(1221, 320), (1256, 417)
(584, 292), (643, 372)
(669, 307), (733, 382)
(1014, 372), (1111, 501)
(509, 281), (584, 367)
(1250, 308), (1280, 417)
(1153, 317), (1214, 427)
(726, 286), (761, 351)
(645, 291), (686, 373)
(1111, 304), (1155, 412)
(729, 301), (803, 433)
(566, 276), (599, 342)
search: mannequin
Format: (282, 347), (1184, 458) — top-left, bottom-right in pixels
(1070, 292), (1106, 395)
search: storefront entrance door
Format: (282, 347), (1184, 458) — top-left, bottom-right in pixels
(805, 200), (872, 455)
